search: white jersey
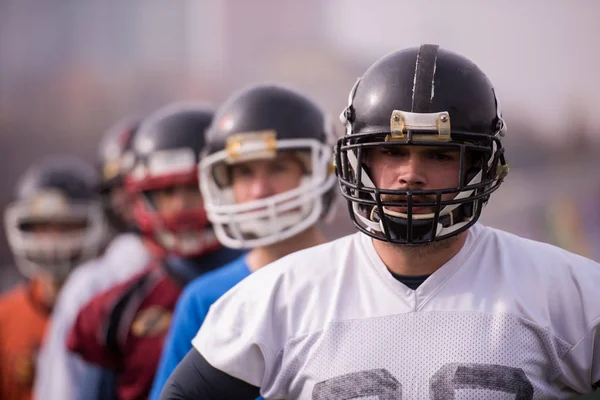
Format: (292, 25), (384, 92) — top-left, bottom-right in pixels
(34, 233), (150, 400)
(193, 223), (600, 399)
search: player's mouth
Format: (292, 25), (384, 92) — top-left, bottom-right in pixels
(381, 195), (437, 214)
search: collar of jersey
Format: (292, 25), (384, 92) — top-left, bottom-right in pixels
(359, 223), (485, 311)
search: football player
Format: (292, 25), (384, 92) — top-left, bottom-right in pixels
(34, 118), (151, 400)
(160, 45), (600, 399)
(150, 84), (337, 400)
(0, 156), (106, 400)
(66, 103), (243, 400)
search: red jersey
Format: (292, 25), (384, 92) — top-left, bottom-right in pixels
(67, 263), (181, 400)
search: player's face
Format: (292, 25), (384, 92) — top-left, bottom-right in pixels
(366, 145), (462, 214)
(230, 153), (305, 204)
(150, 184), (204, 216)
(109, 186), (135, 225)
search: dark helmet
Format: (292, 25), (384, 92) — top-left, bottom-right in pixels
(199, 83), (337, 249)
(4, 156), (107, 280)
(336, 44), (509, 245)
(97, 116), (141, 232)
(126, 102), (220, 257)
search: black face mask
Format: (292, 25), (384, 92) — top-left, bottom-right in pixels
(369, 199), (476, 244)
(372, 208), (440, 243)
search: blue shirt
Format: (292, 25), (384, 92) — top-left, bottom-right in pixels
(149, 254), (255, 400)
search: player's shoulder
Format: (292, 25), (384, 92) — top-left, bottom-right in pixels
(218, 234), (360, 308)
(482, 224), (600, 273)
(50, 259), (104, 320)
(480, 224), (600, 329)
(0, 283), (24, 302)
(263, 233), (359, 275)
(238, 233), (357, 285)
(196, 234), (363, 351)
(102, 233), (149, 265)
(176, 255), (249, 318)
(73, 262), (164, 339)
(57, 256), (105, 297)
(183, 254), (249, 298)
(104, 233), (145, 253)
(83, 261), (158, 310)
(0, 284), (27, 314)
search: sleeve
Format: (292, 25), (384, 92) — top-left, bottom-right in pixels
(561, 319), (600, 394)
(557, 257), (600, 394)
(191, 269), (283, 391)
(34, 294), (104, 399)
(66, 288), (122, 370)
(34, 273), (112, 400)
(589, 324), (600, 391)
(149, 285), (211, 400)
(158, 349), (260, 400)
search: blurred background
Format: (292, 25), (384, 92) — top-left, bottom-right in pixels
(1, 0), (599, 290)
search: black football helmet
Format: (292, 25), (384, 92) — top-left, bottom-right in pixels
(336, 44), (509, 245)
(97, 116), (140, 232)
(126, 102), (220, 257)
(199, 83), (337, 249)
(4, 156), (107, 280)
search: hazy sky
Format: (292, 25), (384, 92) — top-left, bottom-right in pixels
(324, 0), (600, 143)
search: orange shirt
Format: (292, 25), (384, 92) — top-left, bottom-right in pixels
(0, 281), (50, 400)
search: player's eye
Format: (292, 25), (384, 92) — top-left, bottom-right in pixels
(268, 161), (292, 174)
(232, 165), (253, 178)
(379, 147), (406, 157)
(427, 150), (456, 161)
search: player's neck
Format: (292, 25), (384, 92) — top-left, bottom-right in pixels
(246, 226), (327, 272)
(30, 275), (60, 311)
(372, 231), (468, 276)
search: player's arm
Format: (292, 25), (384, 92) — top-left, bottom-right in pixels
(149, 287), (210, 400)
(566, 261), (600, 393)
(561, 274), (600, 394)
(591, 324), (600, 391)
(66, 287), (122, 369)
(158, 349), (260, 400)
(566, 323), (600, 393)
(175, 264), (286, 398)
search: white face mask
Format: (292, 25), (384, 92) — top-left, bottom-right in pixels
(4, 199), (107, 280)
(199, 139), (337, 249)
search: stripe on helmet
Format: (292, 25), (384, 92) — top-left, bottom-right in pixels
(411, 44), (439, 113)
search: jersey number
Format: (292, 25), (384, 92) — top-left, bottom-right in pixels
(313, 363), (533, 399)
